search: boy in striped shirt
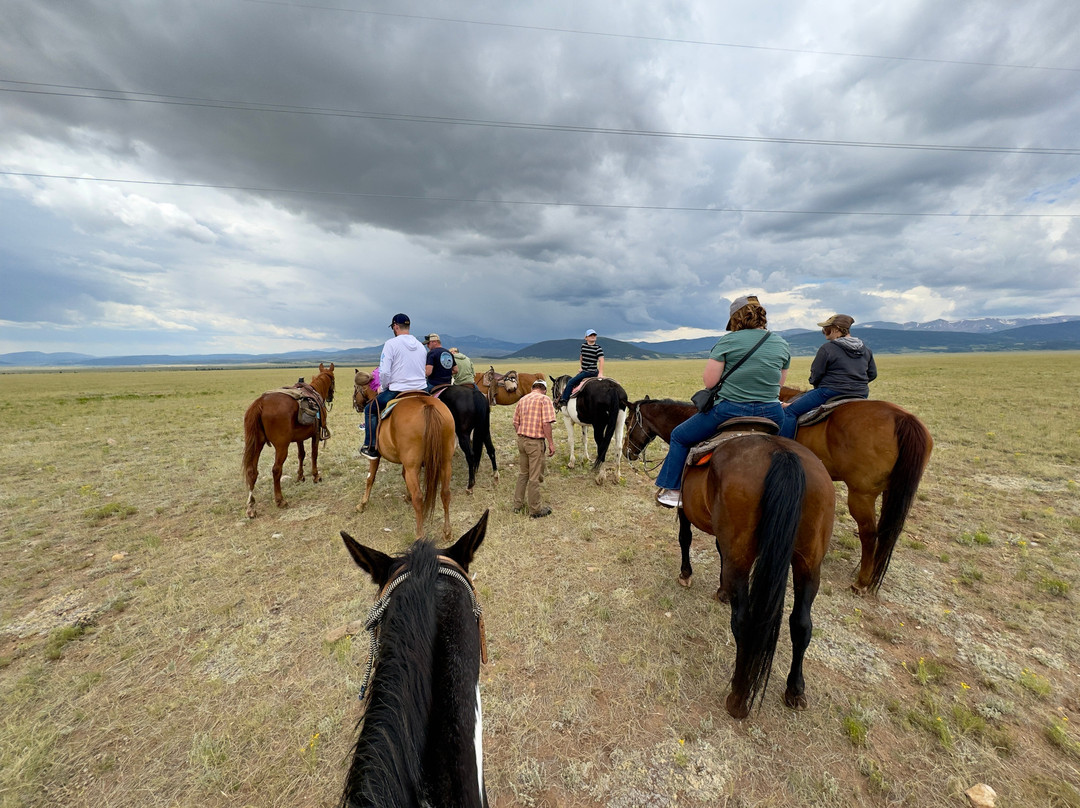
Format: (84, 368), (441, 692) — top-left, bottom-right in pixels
(557, 328), (604, 409)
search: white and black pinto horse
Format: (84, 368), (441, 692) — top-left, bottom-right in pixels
(339, 511), (490, 808)
(549, 375), (629, 484)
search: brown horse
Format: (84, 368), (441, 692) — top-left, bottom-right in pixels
(625, 394), (932, 594)
(779, 387), (933, 593)
(678, 422), (834, 719)
(242, 363), (335, 518)
(358, 392), (456, 540)
(473, 368), (546, 405)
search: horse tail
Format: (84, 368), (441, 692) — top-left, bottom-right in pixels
(871, 411), (933, 591)
(737, 446), (805, 712)
(421, 403), (449, 522)
(242, 397), (266, 488)
(590, 385), (621, 471)
(341, 541), (439, 807)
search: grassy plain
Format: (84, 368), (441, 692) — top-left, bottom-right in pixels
(1, 352), (1079, 807)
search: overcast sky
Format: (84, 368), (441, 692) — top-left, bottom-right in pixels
(2, 0), (1079, 356)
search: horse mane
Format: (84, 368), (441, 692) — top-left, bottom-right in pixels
(342, 541), (442, 808)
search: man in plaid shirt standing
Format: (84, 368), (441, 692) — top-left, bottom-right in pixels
(512, 378), (557, 518)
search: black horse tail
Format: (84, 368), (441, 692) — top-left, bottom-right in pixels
(341, 542), (440, 807)
(590, 383), (624, 471)
(241, 397), (266, 489)
(478, 392), (498, 475)
(871, 412), (933, 592)
(736, 446), (805, 712)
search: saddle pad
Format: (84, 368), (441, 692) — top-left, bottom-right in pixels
(686, 418), (779, 466)
(379, 391), (429, 421)
(569, 376), (616, 398)
(796, 396), (863, 427)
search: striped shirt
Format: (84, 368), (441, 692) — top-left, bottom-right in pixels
(513, 391), (557, 439)
(580, 341), (604, 371)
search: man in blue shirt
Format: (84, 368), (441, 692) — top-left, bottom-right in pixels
(423, 334), (456, 391)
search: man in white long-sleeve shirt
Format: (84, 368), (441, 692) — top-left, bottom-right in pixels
(360, 313), (427, 459)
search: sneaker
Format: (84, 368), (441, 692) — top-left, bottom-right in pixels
(360, 447), (380, 460)
(530, 505), (553, 519)
(655, 488), (682, 508)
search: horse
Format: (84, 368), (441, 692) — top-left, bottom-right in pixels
(339, 510), (490, 808)
(356, 391), (457, 540)
(549, 375), (628, 483)
(242, 363), (335, 518)
(681, 427), (834, 719)
(473, 368), (546, 406)
(624, 394), (932, 594)
(437, 385), (499, 493)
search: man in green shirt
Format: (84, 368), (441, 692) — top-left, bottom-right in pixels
(449, 348), (475, 386)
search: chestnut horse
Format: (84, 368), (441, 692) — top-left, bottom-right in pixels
(473, 368), (546, 406)
(357, 392), (456, 540)
(678, 419), (834, 719)
(625, 394), (932, 594)
(242, 363), (335, 518)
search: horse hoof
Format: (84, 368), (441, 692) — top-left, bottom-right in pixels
(725, 693), (750, 720)
(356, 503), (366, 513)
(566, 461), (576, 470)
(493, 472), (500, 484)
(246, 506), (257, 519)
(678, 575), (692, 588)
(312, 474), (321, 484)
(276, 500), (288, 509)
(466, 487), (474, 495)
(715, 588), (730, 604)
(784, 691), (808, 711)
(850, 582), (870, 596)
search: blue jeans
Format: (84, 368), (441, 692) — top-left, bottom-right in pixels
(654, 400), (786, 491)
(779, 387), (846, 438)
(559, 369), (598, 404)
(363, 390), (399, 450)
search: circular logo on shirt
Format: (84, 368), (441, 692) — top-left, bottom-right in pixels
(440, 353), (454, 370)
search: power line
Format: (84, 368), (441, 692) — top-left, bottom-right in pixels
(241, 0), (1080, 74)
(3, 170), (1077, 218)
(3, 80), (1077, 156)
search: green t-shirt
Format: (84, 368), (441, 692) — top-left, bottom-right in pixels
(451, 352), (475, 385)
(708, 330), (790, 403)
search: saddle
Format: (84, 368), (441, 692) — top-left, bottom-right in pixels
(566, 376), (609, 400)
(428, 384), (453, 399)
(686, 416), (779, 467)
(482, 367), (518, 405)
(795, 395), (863, 428)
(268, 382), (331, 441)
(379, 390), (430, 421)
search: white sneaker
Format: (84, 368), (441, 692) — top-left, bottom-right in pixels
(656, 488), (682, 508)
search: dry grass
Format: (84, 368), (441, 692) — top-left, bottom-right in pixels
(1, 353), (1079, 807)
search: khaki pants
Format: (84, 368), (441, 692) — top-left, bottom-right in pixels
(514, 435), (547, 514)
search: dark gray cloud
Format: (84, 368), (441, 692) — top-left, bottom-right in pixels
(1, 0), (1078, 355)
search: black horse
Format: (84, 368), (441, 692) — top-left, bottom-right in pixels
(549, 375), (629, 483)
(438, 385), (499, 493)
(339, 510), (490, 808)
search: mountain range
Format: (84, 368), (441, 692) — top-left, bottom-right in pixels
(2, 317), (1079, 367)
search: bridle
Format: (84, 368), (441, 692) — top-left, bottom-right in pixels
(357, 555), (487, 701)
(625, 402), (665, 475)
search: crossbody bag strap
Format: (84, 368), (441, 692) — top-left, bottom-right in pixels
(704, 330), (772, 398)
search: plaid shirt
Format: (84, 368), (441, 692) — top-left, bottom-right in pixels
(513, 390), (556, 439)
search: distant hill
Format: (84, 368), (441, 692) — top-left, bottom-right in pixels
(502, 338), (667, 361)
(3, 320), (1079, 368)
(861, 315), (1080, 333)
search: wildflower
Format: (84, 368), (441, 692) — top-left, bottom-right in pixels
(961, 682), (970, 690)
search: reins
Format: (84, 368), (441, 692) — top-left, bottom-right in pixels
(626, 404), (665, 477)
(358, 555), (487, 701)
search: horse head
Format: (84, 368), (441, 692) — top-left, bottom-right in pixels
(624, 398), (658, 461)
(317, 362), (336, 405)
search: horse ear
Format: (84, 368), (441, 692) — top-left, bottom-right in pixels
(340, 531), (394, 586)
(445, 509), (488, 571)
(328, 362), (334, 371)
(645, 394), (651, 400)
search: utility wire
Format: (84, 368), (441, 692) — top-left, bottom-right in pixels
(2, 81), (1076, 156)
(3, 170), (1077, 218)
(241, 0), (1080, 74)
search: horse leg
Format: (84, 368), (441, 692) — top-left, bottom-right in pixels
(244, 442), (263, 519)
(581, 424), (591, 464)
(715, 536), (732, 604)
(848, 489), (881, 594)
(784, 567), (820, 711)
(484, 427), (499, 484)
(677, 509), (694, 587)
(357, 458), (380, 513)
(403, 465), (425, 538)
(564, 413), (576, 469)
(310, 435), (321, 484)
(295, 439), (306, 483)
(724, 578), (753, 720)
(458, 425), (477, 493)
(272, 442), (290, 508)
(440, 457), (452, 541)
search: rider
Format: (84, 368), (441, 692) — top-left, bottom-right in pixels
(360, 313), (427, 460)
(449, 347), (475, 386)
(557, 328), (604, 409)
(423, 333), (456, 391)
(780, 314), (876, 438)
(653, 295), (790, 508)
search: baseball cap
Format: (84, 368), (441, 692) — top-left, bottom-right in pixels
(423, 333), (440, 344)
(388, 313), (410, 328)
(532, 378), (547, 388)
(725, 295), (760, 331)
(584, 328), (597, 337)
(817, 314), (855, 330)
